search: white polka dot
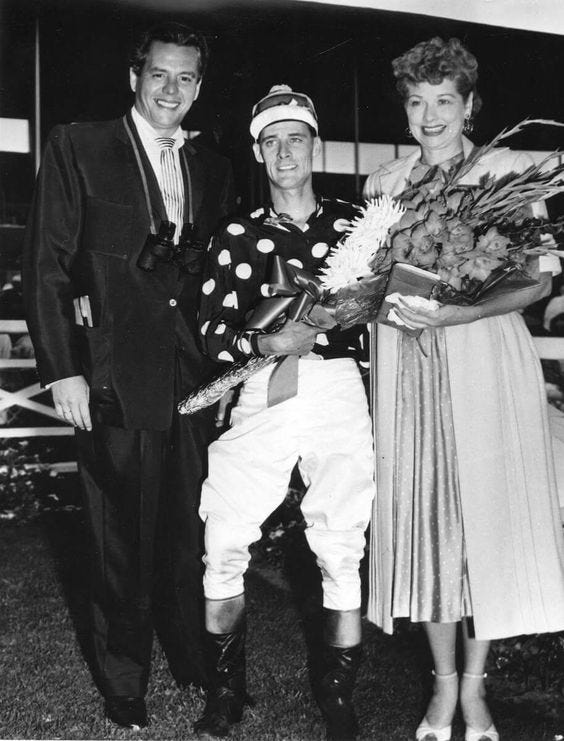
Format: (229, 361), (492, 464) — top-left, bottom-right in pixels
(223, 291), (239, 309)
(238, 338), (252, 354)
(227, 223), (245, 236)
(235, 263), (252, 279)
(218, 351), (234, 362)
(202, 279), (215, 295)
(257, 238), (275, 253)
(200, 321), (210, 335)
(315, 333), (329, 346)
(250, 207), (264, 218)
(218, 249), (231, 266)
(359, 360), (370, 368)
(214, 323), (226, 335)
(333, 218), (350, 232)
(311, 242), (329, 258)
(303, 224), (310, 232)
(260, 283), (271, 297)
(287, 258), (303, 268)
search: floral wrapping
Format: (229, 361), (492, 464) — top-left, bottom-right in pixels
(178, 355), (277, 415)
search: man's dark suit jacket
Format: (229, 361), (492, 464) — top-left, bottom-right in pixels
(23, 114), (234, 430)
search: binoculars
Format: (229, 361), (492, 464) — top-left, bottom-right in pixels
(137, 221), (206, 275)
(137, 220), (175, 271)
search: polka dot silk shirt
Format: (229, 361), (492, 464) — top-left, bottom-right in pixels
(198, 197), (369, 365)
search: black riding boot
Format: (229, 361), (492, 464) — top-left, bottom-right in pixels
(315, 607), (362, 741)
(193, 623), (249, 739)
(317, 643), (362, 741)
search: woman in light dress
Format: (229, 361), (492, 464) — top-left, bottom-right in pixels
(363, 37), (564, 741)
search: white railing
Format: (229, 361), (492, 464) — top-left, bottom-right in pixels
(0, 319), (74, 438)
(533, 336), (564, 360)
(1, 321), (563, 493)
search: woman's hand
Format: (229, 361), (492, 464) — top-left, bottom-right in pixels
(391, 296), (480, 329)
(391, 269), (553, 329)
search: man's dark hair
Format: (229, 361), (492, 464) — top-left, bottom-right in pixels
(129, 22), (209, 79)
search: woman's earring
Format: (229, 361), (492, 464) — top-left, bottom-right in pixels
(463, 116), (474, 134)
(405, 127), (414, 139)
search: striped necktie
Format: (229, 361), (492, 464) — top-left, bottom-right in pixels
(156, 136), (184, 242)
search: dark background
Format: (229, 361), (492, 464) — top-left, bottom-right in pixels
(0, 1), (563, 443)
(1, 0), (564, 221)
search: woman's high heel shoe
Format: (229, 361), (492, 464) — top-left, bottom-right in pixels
(465, 724), (499, 741)
(462, 672), (499, 741)
(416, 718), (453, 741)
(415, 670), (458, 741)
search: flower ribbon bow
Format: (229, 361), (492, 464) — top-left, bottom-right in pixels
(244, 255), (332, 332)
(245, 255), (335, 406)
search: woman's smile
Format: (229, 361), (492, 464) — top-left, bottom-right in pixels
(405, 78), (472, 163)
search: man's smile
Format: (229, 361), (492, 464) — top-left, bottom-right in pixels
(154, 98), (180, 109)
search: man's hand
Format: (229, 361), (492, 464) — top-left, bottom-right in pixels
(51, 375), (92, 431)
(257, 319), (319, 356)
(215, 389), (235, 428)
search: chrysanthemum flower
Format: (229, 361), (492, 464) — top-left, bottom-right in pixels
(319, 196), (405, 291)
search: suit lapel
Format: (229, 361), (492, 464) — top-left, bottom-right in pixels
(139, 148), (168, 226)
(117, 115), (210, 234)
(119, 113), (168, 226)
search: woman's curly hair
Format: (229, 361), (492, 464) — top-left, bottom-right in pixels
(392, 37), (482, 117)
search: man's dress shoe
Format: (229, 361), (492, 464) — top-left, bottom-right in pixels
(104, 696), (148, 729)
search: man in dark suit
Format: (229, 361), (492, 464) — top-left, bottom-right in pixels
(23, 22), (234, 729)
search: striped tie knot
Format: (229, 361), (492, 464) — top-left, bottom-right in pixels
(156, 137), (175, 149)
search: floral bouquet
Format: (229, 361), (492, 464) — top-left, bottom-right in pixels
(374, 119), (564, 302)
(319, 119), (564, 333)
(179, 119), (564, 415)
(318, 197), (405, 328)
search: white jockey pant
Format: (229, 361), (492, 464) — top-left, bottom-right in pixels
(199, 357), (375, 611)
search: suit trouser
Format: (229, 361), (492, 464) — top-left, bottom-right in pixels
(76, 403), (215, 698)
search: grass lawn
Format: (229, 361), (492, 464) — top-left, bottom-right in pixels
(0, 511), (563, 740)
